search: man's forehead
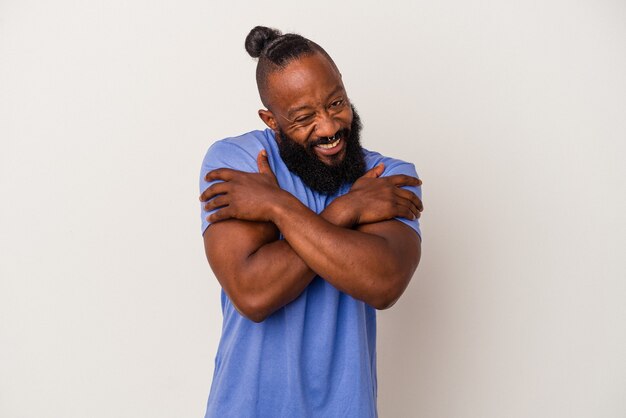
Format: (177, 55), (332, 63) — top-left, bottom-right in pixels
(265, 53), (344, 110)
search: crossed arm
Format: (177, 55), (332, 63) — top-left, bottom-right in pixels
(200, 151), (423, 322)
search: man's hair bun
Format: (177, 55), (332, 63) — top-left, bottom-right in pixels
(245, 26), (282, 58)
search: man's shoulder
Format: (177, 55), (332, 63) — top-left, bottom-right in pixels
(202, 129), (273, 171)
(362, 148), (419, 177)
(206, 129), (272, 157)
(362, 148), (422, 240)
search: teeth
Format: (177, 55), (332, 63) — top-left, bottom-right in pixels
(317, 138), (341, 149)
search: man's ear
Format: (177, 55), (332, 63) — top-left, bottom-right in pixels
(258, 109), (279, 133)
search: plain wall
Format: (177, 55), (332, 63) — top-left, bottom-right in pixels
(1, 0), (624, 417)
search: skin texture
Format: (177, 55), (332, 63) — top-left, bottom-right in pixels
(200, 52), (423, 322)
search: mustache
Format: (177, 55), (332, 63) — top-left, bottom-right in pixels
(310, 128), (350, 147)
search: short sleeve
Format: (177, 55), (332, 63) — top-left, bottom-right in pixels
(382, 161), (422, 241)
(199, 140), (260, 235)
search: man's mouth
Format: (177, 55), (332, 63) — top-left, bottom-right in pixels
(316, 137), (342, 149)
(312, 131), (347, 158)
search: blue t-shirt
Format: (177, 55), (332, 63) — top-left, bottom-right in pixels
(199, 129), (421, 418)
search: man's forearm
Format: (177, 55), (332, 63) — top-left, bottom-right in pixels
(269, 192), (420, 309)
(203, 161), (422, 319)
(215, 197), (358, 322)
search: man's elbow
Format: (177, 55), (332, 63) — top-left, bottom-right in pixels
(229, 290), (274, 323)
(369, 288), (403, 310)
(239, 303), (271, 323)
(239, 309), (270, 323)
(369, 268), (415, 310)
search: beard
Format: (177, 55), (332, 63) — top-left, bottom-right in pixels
(277, 105), (366, 195)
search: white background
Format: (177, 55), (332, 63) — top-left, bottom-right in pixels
(1, 1), (625, 417)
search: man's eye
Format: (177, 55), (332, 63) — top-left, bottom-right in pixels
(294, 114), (314, 124)
(330, 99), (344, 107)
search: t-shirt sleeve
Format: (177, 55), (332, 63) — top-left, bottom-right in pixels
(382, 161), (422, 240)
(199, 140), (260, 235)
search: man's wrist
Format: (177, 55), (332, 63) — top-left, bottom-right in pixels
(268, 189), (301, 225)
(269, 191), (358, 229)
(321, 194), (357, 228)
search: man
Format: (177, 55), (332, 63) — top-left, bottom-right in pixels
(199, 26), (423, 418)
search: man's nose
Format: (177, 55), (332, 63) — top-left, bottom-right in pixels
(313, 111), (342, 138)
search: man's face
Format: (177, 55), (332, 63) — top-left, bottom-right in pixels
(277, 106), (365, 194)
(261, 53), (366, 194)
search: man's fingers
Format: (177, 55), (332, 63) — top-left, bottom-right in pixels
(396, 204), (417, 221)
(257, 149), (272, 175)
(388, 174), (422, 187)
(205, 168), (237, 182)
(199, 182), (228, 202)
(395, 188), (424, 212)
(396, 199), (421, 220)
(204, 195), (229, 211)
(208, 207), (233, 223)
(361, 163), (385, 179)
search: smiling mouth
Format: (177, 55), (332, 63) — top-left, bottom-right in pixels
(316, 137), (341, 149)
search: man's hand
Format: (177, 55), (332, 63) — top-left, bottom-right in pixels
(200, 151), (423, 229)
(200, 150), (283, 223)
(328, 163), (423, 227)
(200, 150), (423, 320)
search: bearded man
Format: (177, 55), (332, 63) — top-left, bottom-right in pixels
(198, 26), (423, 418)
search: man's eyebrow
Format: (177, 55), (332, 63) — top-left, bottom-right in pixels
(286, 104), (314, 118)
(286, 86), (346, 118)
(324, 85), (345, 101)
